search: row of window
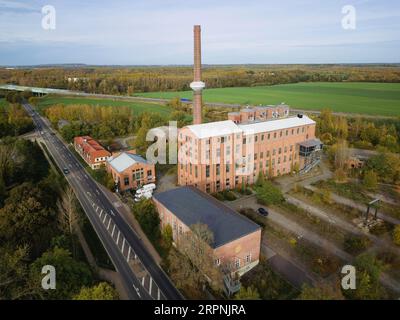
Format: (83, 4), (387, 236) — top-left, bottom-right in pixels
(214, 254), (252, 269)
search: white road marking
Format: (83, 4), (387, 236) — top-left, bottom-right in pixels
(110, 210), (115, 216)
(121, 238), (125, 253)
(116, 231), (120, 245)
(103, 214), (107, 224)
(157, 289), (160, 300)
(111, 225), (116, 237)
(127, 246), (131, 262)
(141, 277), (145, 286)
(107, 219), (112, 230)
(133, 285), (141, 298)
(149, 278), (153, 295)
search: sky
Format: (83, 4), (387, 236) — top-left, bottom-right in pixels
(0, 0), (399, 65)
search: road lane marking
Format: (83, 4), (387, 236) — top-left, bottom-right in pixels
(121, 238), (125, 253)
(133, 285), (141, 299)
(157, 289), (160, 300)
(111, 225), (116, 237)
(127, 246), (131, 262)
(107, 219), (111, 230)
(141, 277), (145, 286)
(149, 278), (153, 295)
(103, 214), (107, 224)
(116, 231), (120, 245)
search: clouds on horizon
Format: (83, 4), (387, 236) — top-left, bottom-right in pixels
(0, 0), (399, 65)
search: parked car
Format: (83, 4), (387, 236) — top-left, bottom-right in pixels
(63, 168), (70, 175)
(258, 207), (269, 216)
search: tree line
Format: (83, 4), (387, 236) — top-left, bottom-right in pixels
(1, 64), (399, 95)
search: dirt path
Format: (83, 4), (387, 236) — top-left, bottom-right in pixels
(305, 185), (400, 226)
(228, 195), (400, 294)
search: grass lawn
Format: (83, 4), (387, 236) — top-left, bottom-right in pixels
(136, 82), (400, 117)
(36, 95), (171, 116)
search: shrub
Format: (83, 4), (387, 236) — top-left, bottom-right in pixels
(255, 180), (284, 206)
(343, 235), (371, 255)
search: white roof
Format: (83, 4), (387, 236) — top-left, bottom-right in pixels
(238, 115), (315, 135)
(186, 120), (242, 139)
(185, 116), (315, 139)
(108, 152), (148, 173)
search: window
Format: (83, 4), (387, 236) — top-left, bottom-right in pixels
(273, 132), (277, 139)
(280, 131), (282, 137)
(278, 157), (281, 164)
(284, 146), (287, 153)
(216, 180), (221, 191)
(267, 133), (270, 140)
(246, 254), (252, 264)
(147, 170), (152, 177)
(226, 146), (231, 156)
(286, 130), (288, 136)
(273, 149), (276, 156)
(260, 152), (263, 159)
(243, 138), (246, 145)
(216, 148), (221, 157)
(195, 166), (198, 178)
(221, 137), (225, 143)
(235, 144), (240, 154)
(206, 165), (210, 178)
(226, 165), (230, 173)
(267, 150), (270, 157)
(254, 153), (258, 160)
(124, 177), (129, 186)
(179, 225), (183, 235)
(206, 183), (211, 193)
(216, 164), (220, 175)
(261, 134), (264, 141)
(279, 148), (282, 154)
(235, 258), (241, 269)
(226, 178), (230, 187)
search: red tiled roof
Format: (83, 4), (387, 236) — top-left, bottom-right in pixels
(74, 136), (111, 164)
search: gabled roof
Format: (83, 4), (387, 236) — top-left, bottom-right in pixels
(107, 152), (149, 173)
(153, 186), (261, 248)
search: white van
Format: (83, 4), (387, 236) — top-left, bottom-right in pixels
(142, 183), (156, 191)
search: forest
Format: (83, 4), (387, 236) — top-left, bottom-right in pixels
(0, 101), (118, 299)
(1, 64), (399, 95)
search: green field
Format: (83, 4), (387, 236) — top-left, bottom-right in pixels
(136, 82), (400, 117)
(37, 96), (171, 116)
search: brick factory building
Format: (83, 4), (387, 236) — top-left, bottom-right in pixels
(74, 136), (111, 170)
(179, 26), (322, 193)
(106, 151), (156, 192)
(178, 113), (323, 193)
(153, 186), (261, 295)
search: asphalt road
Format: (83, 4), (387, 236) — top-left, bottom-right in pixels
(23, 103), (182, 301)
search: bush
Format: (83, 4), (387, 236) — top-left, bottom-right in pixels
(343, 235), (371, 255)
(393, 225), (400, 246)
(255, 180), (284, 206)
(239, 208), (266, 228)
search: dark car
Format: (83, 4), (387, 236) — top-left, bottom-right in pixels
(63, 168), (70, 175)
(258, 207), (269, 216)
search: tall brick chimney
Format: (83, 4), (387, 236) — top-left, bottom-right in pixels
(190, 25), (205, 125)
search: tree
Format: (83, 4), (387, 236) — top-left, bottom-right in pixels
(343, 253), (386, 300)
(30, 247), (92, 299)
(161, 224), (173, 251)
(0, 176), (5, 207)
(363, 170), (378, 191)
(234, 286), (260, 300)
(0, 183), (58, 257)
(393, 225), (400, 246)
(174, 223), (224, 293)
(57, 187), (80, 257)
(131, 199), (160, 243)
(0, 245), (38, 300)
(73, 282), (119, 300)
